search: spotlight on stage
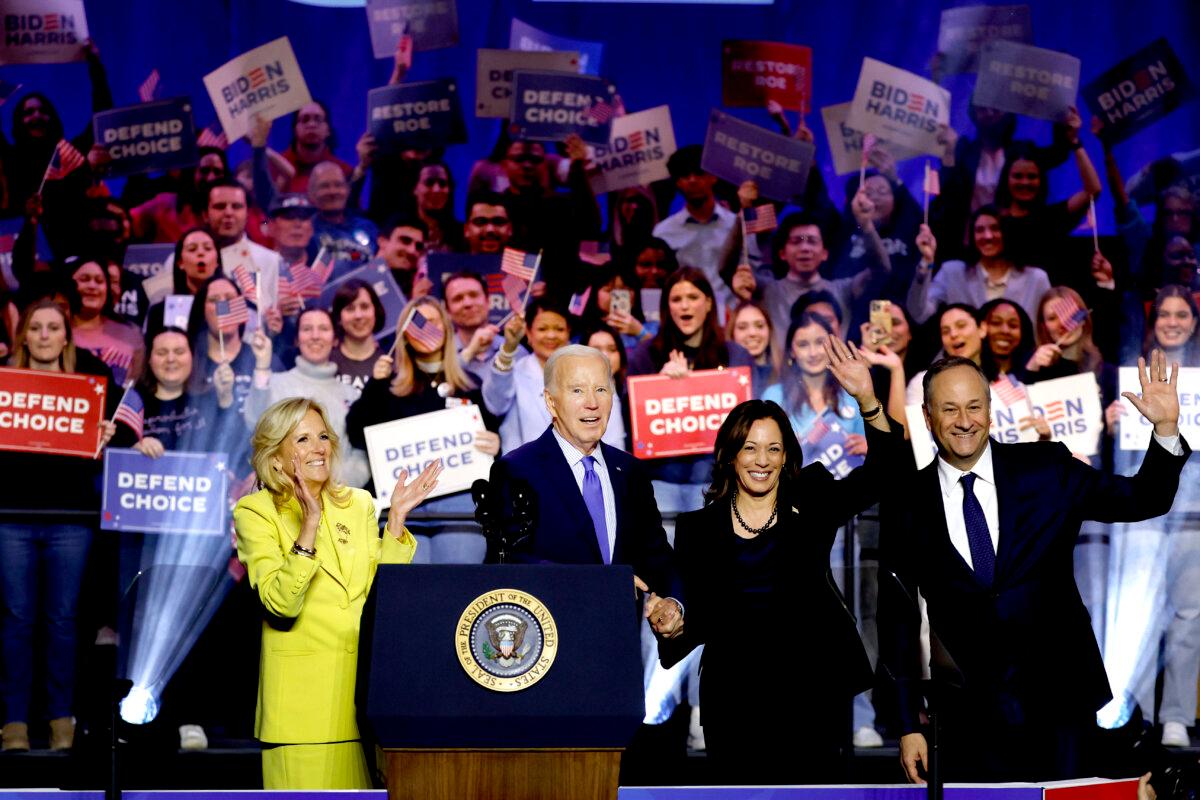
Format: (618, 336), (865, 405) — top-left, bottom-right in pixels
(119, 685), (159, 725)
(1097, 692), (1136, 730)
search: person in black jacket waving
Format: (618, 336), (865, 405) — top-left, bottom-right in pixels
(657, 337), (901, 785)
(884, 353), (1189, 784)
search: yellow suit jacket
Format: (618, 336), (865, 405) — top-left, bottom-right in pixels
(234, 486), (416, 744)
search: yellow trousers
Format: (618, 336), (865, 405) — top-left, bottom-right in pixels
(261, 741), (372, 789)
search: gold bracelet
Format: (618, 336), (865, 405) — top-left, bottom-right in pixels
(861, 403), (884, 420)
(291, 542), (316, 558)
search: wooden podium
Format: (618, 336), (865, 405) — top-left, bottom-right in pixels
(359, 565), (644, 800)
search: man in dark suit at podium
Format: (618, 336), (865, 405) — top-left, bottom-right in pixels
(883, 353), (1189, 783)
(487, 344), (683, 635)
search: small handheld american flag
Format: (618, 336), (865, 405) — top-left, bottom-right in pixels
(501, 247), (539, 283)
(288, 261), (325, 299)
(742, 204), (777, 235)
(587, 98), (614, 124)
(42, 139), (85, 184)
(1046, 295), (1088, 335)
(991, 374), (1027, 407)
(215, 297), (250, 331)
(501, 273), (528, 316)
(806, 416), (832, 445)
(403, 307), (443, 350)
(232, 265), (258, 304)
(568, 286), (592, 316)
(114, 388), (145, 441)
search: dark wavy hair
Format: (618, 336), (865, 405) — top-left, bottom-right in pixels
(994, 143), (1051, 209)
(648, 267), (726, 371)
(1145, 284), (1200, 366)
(172, 227), (224, 295)
(331, 278), (385, 338)
(979, 297), (1035, 381)
(704, 399), (805, 506)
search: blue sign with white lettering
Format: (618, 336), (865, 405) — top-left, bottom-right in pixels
(510, 70), (616, 145)
(367, 78), (466, 151)
(92, 97), (198, 177)
(122, 243), (174, 279)
(102, 449), (229, 535)
(319, 260), (407, 342)
(701, 109), (814, 202)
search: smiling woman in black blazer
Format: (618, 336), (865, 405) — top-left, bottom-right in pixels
(657, 338), (900, 785)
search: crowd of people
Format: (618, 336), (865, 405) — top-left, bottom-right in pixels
(0, 28), (1198, 794)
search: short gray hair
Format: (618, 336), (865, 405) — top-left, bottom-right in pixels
(543, 344), (614, 392)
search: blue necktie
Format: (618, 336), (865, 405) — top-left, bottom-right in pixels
(582, 456), (610, 564)
(961, 473), (995, 587)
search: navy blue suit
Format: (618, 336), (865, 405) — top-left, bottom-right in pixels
(881, 436), (1189, 781)
(487, 426), (679, 599)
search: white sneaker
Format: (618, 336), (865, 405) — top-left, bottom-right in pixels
(179, 724), (208, 751)
(1162, 721), (1191, 747)
(853, 726), (884, 748)
(687, 705), (706, 752)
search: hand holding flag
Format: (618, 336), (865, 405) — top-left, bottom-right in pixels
(38, 140), (86, 193)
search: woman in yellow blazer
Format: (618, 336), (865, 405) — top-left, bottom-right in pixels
(234, 397), (442, 789)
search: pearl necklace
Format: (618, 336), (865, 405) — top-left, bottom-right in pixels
(731, 489), (778, 536)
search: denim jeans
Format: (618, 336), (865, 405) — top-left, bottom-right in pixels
(0, 522), (92, 723)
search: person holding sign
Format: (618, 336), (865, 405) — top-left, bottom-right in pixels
(883, 352), (1189, 782)
(0, 298), (129, 753)
(1104, 285), (1200, 748)
(658, 338), (900, 784)
(234, 397), (438, 788)
(993, 110), (1103, 278)
(346, 297), (499, 563)
(907, 205), (1051, 326)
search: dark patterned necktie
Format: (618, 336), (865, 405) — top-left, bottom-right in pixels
(961, 473), (995, 587)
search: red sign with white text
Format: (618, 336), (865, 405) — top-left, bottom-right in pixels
(722, 40), (813, 112)
(628, 367), (752, 459)
(0, 367), (107, 457)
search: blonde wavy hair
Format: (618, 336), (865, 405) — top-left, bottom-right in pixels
(389, 297), (477, 397)
(250, 397), (351, 508)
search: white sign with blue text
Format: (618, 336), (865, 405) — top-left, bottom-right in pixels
(364, 404), (491, 507)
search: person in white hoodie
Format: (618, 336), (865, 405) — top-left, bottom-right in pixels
(242, 308), (368, 487)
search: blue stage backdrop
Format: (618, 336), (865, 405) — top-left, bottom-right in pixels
(6, 0), (1199, 229)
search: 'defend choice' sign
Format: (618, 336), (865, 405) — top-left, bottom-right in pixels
(510, 70), (616, 146)
(93, 98), (198, 178)
(101, 449), (230, 535)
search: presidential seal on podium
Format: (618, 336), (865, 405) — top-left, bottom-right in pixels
(455, 589), (559, 692)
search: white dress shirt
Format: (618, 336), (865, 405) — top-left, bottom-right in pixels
(936, 444), (1000, 569)
(551, 427), (617, 563)
(937, 433), (1185, 568)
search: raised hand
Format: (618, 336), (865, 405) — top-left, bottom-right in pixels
(916, 223), (937, 264)
(372, 354), (394, 381)
(1122, 349), (1180, 437)
(823, 337), (875, 407)
(290, 455), (322, 526)
(661, 349), (690, 379)
(858, 343), (903, 373)
(387, 459), (444, 534)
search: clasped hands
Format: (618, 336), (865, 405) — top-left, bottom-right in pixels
(635, 575), (683, 639)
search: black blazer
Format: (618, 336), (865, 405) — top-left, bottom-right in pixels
(658, 419), (906, 718)
(881, 436), (1190, 733)
(488, 425), (679, 599)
